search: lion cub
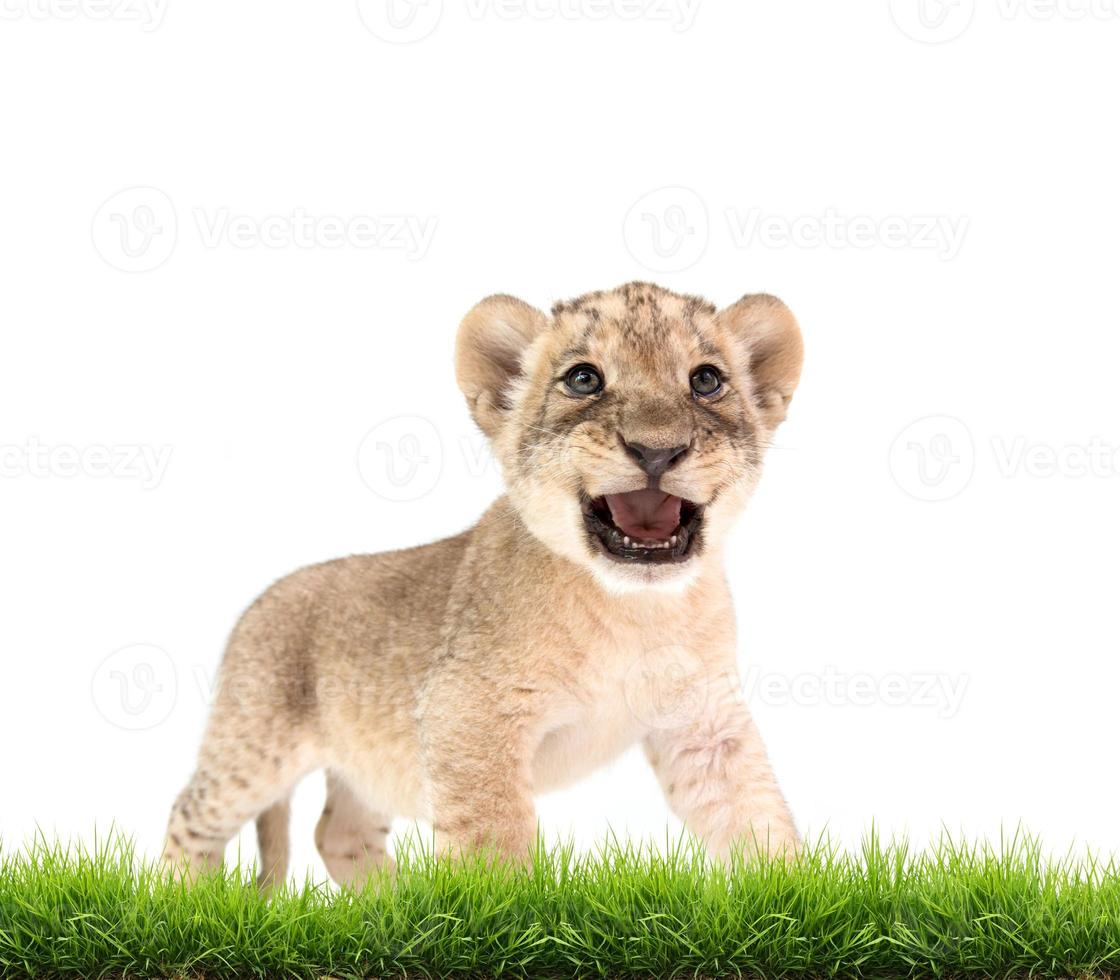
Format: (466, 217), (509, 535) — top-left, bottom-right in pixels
(163, 282), (804, 887)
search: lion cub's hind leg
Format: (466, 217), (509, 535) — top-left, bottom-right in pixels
(315, 771), (395, 886)
(255, 797), (293, 893)
(162, 741), (316, 885)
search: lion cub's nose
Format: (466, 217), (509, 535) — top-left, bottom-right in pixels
(620, 439), (690, 478)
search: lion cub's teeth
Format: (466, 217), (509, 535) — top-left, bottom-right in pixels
(626, 536), (678, 549)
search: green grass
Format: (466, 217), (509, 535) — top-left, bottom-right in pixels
(3, 831), (1120, 978)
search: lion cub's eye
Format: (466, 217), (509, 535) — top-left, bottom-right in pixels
(690, 365), (722, 397)
(565, 364), (604, 396)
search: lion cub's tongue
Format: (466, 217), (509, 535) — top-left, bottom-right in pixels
(603, 489), (682, 541)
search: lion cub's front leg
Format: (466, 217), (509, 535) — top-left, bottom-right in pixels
(643, 666), (799, 861)
(421, 671), (541, 862)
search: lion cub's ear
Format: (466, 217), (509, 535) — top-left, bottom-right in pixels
(717, 293), (804, 429)
(456, 294), (549, 438)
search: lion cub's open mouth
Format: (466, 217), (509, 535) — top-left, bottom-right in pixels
(582, 489), (703, 564)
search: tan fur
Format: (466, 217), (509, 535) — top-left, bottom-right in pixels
(162, 282), (804, 885)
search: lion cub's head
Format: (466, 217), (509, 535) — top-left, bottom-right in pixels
(455, 282), (803, 593)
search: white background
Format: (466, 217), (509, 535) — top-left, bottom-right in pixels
(2, 0), (1118, 883)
